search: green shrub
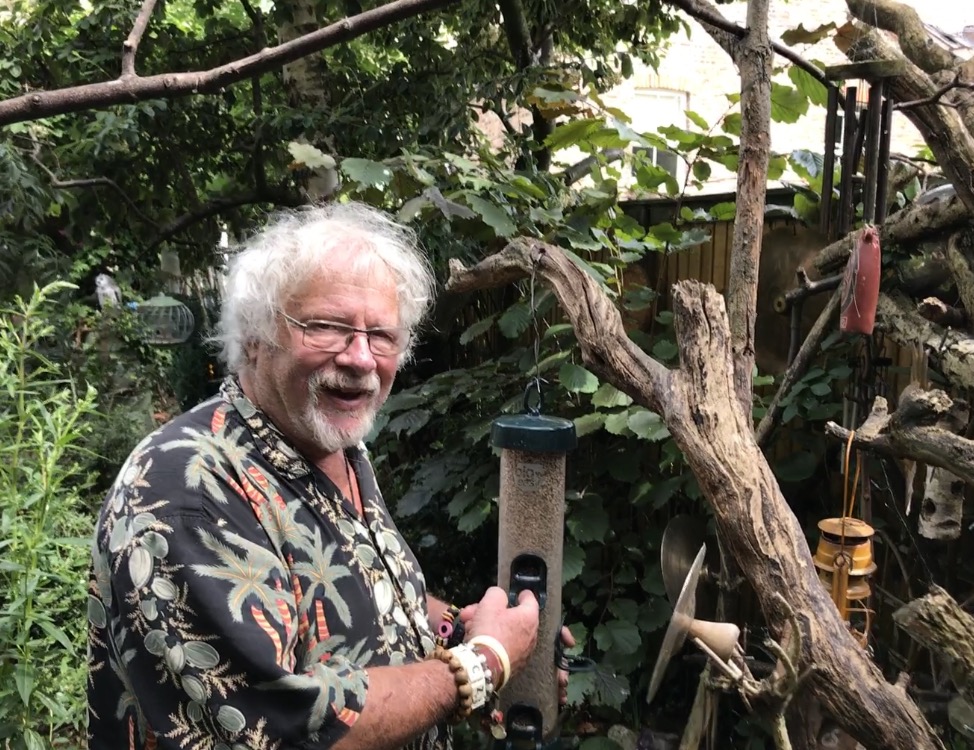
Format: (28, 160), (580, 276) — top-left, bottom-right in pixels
(0, 282), (95, 749)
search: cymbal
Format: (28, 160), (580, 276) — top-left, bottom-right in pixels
(661, 516), (717, 620)
(647, 543), (706, 705)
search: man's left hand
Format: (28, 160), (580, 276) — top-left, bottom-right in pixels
(460, 604), (576, 707)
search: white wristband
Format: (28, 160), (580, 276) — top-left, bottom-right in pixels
(448, 644), (489, 709)
(467, 635), (511, 691)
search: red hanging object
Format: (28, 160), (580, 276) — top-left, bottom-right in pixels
(839, 226), (882, 335)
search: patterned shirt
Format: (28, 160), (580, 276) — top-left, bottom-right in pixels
(87, 377), (444, 750)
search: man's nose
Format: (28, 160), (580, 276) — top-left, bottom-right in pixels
(334, 332), (377, 371)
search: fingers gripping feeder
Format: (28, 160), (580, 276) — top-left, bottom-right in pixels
(491, 387), (576, 746)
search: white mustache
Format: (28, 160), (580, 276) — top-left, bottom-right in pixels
(308, 370), (380, 395)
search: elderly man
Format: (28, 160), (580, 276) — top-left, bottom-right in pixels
(87, 203), (542, 750)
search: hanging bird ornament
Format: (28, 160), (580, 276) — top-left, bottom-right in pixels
(95, 273), (122, 309)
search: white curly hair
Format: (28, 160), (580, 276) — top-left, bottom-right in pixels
(213, 202), (436, 373)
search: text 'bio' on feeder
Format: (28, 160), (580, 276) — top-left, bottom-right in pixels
(491, 410), (576, 744)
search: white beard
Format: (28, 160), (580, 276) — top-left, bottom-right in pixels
(302, 370), (381, 453)
(301, 400), (377, 453)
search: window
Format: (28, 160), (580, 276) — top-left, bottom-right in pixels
(627, 89), (689, 182)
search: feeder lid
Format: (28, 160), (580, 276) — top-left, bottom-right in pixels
(490, 413), (577, 453)
(818, 517), (875, 539)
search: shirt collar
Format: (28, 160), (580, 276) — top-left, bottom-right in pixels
(220, 375), (313, 479)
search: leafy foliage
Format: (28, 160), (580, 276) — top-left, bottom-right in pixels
(0, 283), (95, 749)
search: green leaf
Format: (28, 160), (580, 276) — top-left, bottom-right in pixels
(15, 662), (35, 705)
(498, 302), (532, 339)
(692, 160), (712, 182)
(685, 110), (709, 130)
(591, 383), (633, 409)
(568, 502), (610, 543)
(574, 412), (606, 437)
(645, 475), (684, 509)
(562, 543), (585, 583)
(545, 117), (604, 150)
(774, 451), (818, 482)
(652, 339), (678, 362)
(788, 65), (830, 108)
(37, 617), (74, 650)
(810, 381), (832, 396)
(559, 363), (600, 394)
(465, 195), (516, 237)
(341, 157), (394, 188)
(770, 83), (809, 124)
(24, 729), (45, 750)
(459, 314), (496, 345)
(603, 411), (632, 436)
(457, 501), (492, 533)
(593, 619), (641, 655)
(628, 409), (669, 441)
(287, 141), (336, 170)
(708, 201), (737, 221)
(386, 409), (430, 437)
(781, 22), (836, 46)
(722, 112), (742, 136)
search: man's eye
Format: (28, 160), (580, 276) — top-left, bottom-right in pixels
(308, 322), (346, 334)
(371, 329), (398, 343)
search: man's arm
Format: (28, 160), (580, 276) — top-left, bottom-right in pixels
(332, 661), (456, 750)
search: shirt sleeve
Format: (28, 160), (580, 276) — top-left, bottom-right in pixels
(99, 505), (369, 749)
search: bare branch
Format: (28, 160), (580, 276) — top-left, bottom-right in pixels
(755, 290), (841, 448)
(846, 0), (958, 75)
(726, 0), (772, 413)
(896, 72), (974, 111)
(663, 0), (830, 85)
(561, 148), (624, 185)
(825, 387), (974, 486)
(0, 0), (459, 126)
(445, 238), (672, 410)
(148, 186), (303, 249)
(121, 0), (160, 78)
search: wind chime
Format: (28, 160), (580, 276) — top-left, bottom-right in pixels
(812, 434), (877, 648)
(490, 260), (577, 748)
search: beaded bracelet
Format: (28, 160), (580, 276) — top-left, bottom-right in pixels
(428, 644), (491, 723)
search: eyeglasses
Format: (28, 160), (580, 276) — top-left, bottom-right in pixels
(281, 313), (409, 357)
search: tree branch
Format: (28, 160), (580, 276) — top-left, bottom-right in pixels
(846, 0), (958, 75)
(561, 148), (625, 185)
(663, 0), (830, 85)
(756, 290), (841, 448)
(878, 291), (974, 390)
(497, 0), (532, 69)
(121, 0), (160, 78)
(0, 0), (459, 126)
(813, 190), (971, 274)
(445, 238), (672, 410)
(837, 25), (974, 216)
(726, 0), (772, 414)
(148, 186), (303, 249)
(825, 387), (974, 486)
(896, 72), (974, 111)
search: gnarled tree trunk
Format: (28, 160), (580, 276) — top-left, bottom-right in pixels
(447, 239), (943, 750)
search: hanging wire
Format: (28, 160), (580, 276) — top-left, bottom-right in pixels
(523, 254), (545, 416)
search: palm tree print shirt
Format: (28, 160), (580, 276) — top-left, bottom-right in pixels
(87, 377), (442, 750)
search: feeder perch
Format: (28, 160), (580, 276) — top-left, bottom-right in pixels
(491, 411), (575, 742)
(139, 294), (196, 345)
